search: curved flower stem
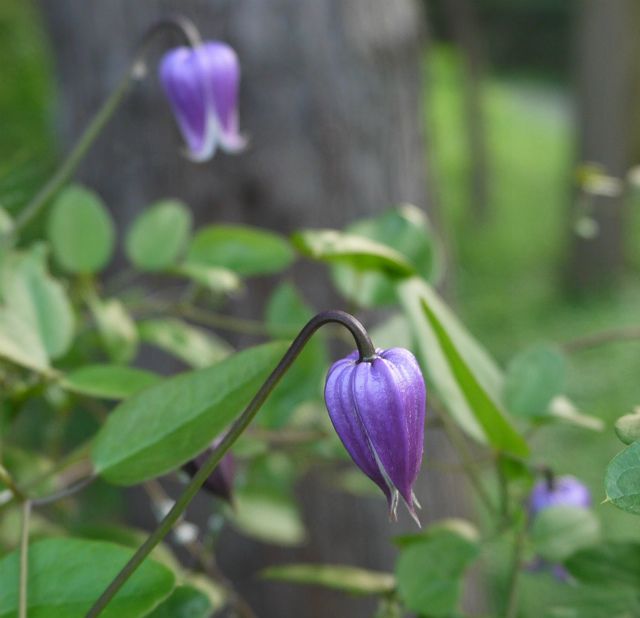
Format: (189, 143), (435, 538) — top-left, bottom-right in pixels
(85, 310), (375, 617)
(9, 15), (199, 238)
(19, 500), (31, 618)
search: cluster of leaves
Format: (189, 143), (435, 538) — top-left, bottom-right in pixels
(0, 183), (637, 617)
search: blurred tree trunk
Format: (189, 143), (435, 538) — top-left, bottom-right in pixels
(38, 1), (475, 616)
(442, 0), (489, 221)
(566, 0), (635, 292)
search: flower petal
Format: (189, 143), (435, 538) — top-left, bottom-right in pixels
(325, 357), (391, 505)
(159, 47), (218, 162)
(196, 42), (247, 153)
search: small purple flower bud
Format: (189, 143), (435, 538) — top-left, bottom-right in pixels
(528, 475), (591, 518)
(184, 442), (235, 503)
(324, 347), (426, 524)
(159, 42), (246, 162)
(527, 474), (591, 583)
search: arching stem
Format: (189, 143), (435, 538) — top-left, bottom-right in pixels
(85, 310), (375, 617)
(9, 15), (200, 238)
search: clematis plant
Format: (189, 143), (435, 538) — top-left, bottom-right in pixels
(3, 11), (632, 618)
(159, 41), (246, 161)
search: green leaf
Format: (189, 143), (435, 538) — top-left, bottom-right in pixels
(88, 296), (138, 364)
(172, 262), (241, 295)
(394, 518), (480, 549)
(565, 542), (640, 588)
(260, 282), (326, 427)
(292, 229), (415, 277)
(138, 318), (232, 368)
(262, 564), (395, 596)
(332, 205), (443, 307)
(230, 490), (307, 547)
(531, 506), (601, 562)
(545, 587), (640, 618)
(0, 308), (49, 371)
(2, 247), (74, 360)
(605, 441), (640, 514)
(125, 200), (192, 271)
(187, 225), (294, 276)
(614, 412), (640, 445)
(0, 537), (175, 618)
(395, 527), (479, 616)
(146, 584), (220, 618)
(47, 185), (115, 274)
(92, 341), (288, 485)
(504, 344), (566, 418)
(399, 277), (528, 456)
(61, 365), (160, 400)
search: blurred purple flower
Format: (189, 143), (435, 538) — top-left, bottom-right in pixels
(159, 42), (246, 162)
(324, 347), (426, 525)
(183, 441), (236, 503)
(527, 474), (591, 583)
(528, 475), (591, 518)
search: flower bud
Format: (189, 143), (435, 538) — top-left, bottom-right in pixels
(183, 442), (235, 504)
(324, 348), (426, 524)
(528, 475), (591, 518)
(159, 41), (246, 162)
(527, 474), (591, 582)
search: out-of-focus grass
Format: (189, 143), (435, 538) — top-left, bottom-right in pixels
(427, 46), (640, 615)
(0, 0), (53, 214)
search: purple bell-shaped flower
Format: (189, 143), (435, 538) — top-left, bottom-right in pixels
(159, 41), (246, 162)
(526, 474), (591, 582)
(324, 347), (426, 525)
(528, 475), (591, 517)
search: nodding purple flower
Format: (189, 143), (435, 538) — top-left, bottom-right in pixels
(528, 475), (591, 518)
(159, 42), (246, 162)
(527, 474), (591, 582)
(324, 348), (426, 525)
(184, 443), (235, 504)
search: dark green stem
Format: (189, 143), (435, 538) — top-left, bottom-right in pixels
(9, 16), (199, 238)
(85, 310), (375, 617)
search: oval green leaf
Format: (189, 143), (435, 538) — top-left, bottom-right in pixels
(395, 528), (479, 616)
(187, 225), (294, 276)
(0, 537), (175, 618)
(172, 262), (241, 295)
(126, 200), (192, 271)
(61, 365), (160, 400)
(565, 542), (640, 588)
(504, 344), (566, 418)
(292, 229), (414, 277)
(332, 205), (443, 307)
(531, 506), (601, 562)
(138, 318), (232, 368)
(92, 341), (288, 485)
(88, 296), (138, 364)
(47, 185), (115, 274)
(2, 247), (75, 361)
(605, 441), (640, 514)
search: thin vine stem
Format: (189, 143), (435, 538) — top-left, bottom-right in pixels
(9, 15), (199, 238)
(85, 310), (375, 617)
(505, 521), (527, 618)
(19, 500), (31, 618)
